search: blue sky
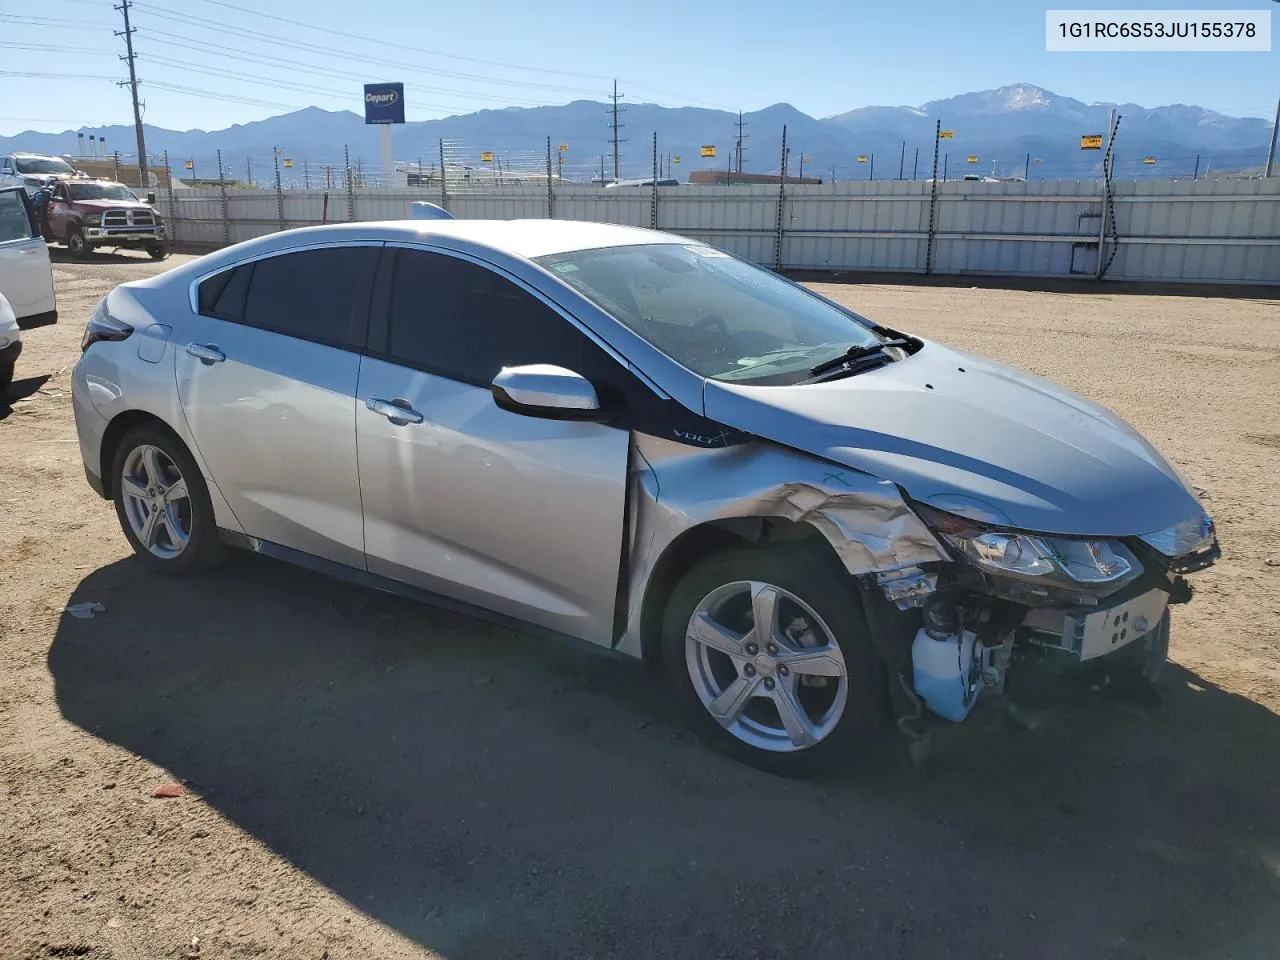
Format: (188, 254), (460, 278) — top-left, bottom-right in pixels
(0, 0), (1274, 136)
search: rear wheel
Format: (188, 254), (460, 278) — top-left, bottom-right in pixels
(67, 225), (91, 260)
(111, 423), (225, 575)
(662, 546), (884, 776)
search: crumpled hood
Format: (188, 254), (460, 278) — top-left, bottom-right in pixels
(703, 341), (1204, 537)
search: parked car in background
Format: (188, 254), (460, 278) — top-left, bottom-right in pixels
(71, 220), (1218, 776)
(42, 179), (166, 260)
(0, 186), (57, 338)
(0, 291), (21, 393)
(0, 152), (79, 190)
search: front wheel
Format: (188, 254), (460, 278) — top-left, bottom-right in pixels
(111, 423), (225, 575)
(146, 242), (168, 261)
(67, 226), (91, 260)
(662, 547), (884, 777)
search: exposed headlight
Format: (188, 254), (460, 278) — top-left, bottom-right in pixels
(1139, 513), (1215, 559)
(914, 504), (1137, 587)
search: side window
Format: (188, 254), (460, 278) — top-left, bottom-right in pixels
(234, 247), (377, 349)
(385, 250), (590, 384)
(0, 190), (34, 242)
(197, 263), (253, 319)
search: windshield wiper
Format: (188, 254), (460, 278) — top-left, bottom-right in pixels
(807, 339), (913, 378)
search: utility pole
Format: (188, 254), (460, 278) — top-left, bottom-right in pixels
(1266, 97), (1279, 178)
(609, 80), (625, 182)
(734, 110), (749, 174)
(114, 0), (149, 191)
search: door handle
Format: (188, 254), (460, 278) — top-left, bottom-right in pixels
(366, 397), (424, 424)
(185, 342), (226, 365)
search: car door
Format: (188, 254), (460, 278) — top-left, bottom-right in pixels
(176, 243), (380, 569)
(356, 246), (632, 646)
(0, 187), (55, 323)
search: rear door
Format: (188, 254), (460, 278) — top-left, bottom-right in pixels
(176, 243), (380, 569)
(0, 187), (55, 323)
(356, 246), (632, 645)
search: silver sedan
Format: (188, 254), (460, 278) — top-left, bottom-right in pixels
(71, 220), (1218, 775)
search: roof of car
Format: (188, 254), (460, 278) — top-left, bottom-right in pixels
(376, 218), (679, 259)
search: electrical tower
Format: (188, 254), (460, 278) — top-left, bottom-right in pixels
(734, 111), (749, 174)
(609, 80), (625, 182)
(114, 0), (149, 191)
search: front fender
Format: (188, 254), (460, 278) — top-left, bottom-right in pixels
(616, 435), (947, 660)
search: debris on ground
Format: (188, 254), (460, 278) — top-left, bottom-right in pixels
(152, 782), (186, 799)
(64, 601), (105, 619)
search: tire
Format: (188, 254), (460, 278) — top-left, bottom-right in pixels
(111, 423), (225, 576)
(0, 362), (13, 395)
(67, 225), (91, 260)
(661, 546), (884, 777)
(146, 243), (168, 261)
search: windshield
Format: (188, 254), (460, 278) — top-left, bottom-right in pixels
(16, 157), (74, 175)
(535, 243), (885, 385)
(68, 183), (139, 202)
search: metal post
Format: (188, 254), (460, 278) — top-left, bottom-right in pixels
(869, 153), (874, 181)
(898, 141), (905, 179)
(912, 147), (918, 180)
(943, 153), (949, 181)
(246, 157), (251, 187)
(798, 153), (805, 183)
(1193, 154), (1200, 180)
(345, 144), (355, 221)
(217, 148), (230, 247)
(113, 150), (120, 182)
(599, 154), (605, 186)
(303, 160), (310, 190)
(925, 120), (940, 275)
(650, 131), (659, 228)
(1266, 97), (1280, 177)
(273, 148), (284, 231)
(1024, 153), (1031, 180)
(773, 125), (787, 271)
(438, 138), (447, 211)
(162, 150), (175, 244)
(1095, 109), (1119, 280)
(546, 136), (554, 219)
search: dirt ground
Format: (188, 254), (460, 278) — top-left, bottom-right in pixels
(1, 250), (1278, 960)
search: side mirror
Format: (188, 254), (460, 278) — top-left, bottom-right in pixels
(491, 364), (608, 421)
(146, 191), (156, 204)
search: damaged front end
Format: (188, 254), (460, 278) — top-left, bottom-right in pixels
(621, 435), (1219, 738)
(894, 503), (1218, 726)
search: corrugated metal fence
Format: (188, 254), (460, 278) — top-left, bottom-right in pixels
(160, 177), (1280, 285)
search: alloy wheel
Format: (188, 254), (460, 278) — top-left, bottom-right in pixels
(120, 444), (192, 560)
(684, 580), (849, 753)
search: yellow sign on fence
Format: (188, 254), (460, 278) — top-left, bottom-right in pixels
(672, 155), (681, 164)
(1143, 156), (1156, 164)
(966, 155), (978, 164)
(558, 144), (568, 153)
(939, 130), (955, 139)
(283, 158), (293, 168)
(856, 155), (868, 163)
(699, 145), (716, 158)
(1081, 134), (1103, 150)
(184, 160), (193, 169)
(480, 151), (494, 162)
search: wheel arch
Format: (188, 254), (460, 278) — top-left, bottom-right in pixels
(98, 410), (190, 499)
(638, 516), (849, 668)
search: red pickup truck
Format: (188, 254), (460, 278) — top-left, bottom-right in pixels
(42, 179), (167, 260)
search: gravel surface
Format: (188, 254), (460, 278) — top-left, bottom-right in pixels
(2, 250), (1278, 960)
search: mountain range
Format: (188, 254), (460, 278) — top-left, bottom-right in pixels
(1, 84), (1272, 184)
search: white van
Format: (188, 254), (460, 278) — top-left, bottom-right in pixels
(0, 186), (57, 390)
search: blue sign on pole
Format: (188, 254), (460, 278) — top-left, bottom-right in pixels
(364, 83), (405, 125)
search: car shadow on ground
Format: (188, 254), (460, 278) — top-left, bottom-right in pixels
(0, 373), (51, 422)
(49, 554), (1280, 959)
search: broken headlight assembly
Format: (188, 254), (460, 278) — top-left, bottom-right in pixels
(912, 503), (1141, 600)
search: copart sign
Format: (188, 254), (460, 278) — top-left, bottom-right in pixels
(364, 83), (405, 124)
